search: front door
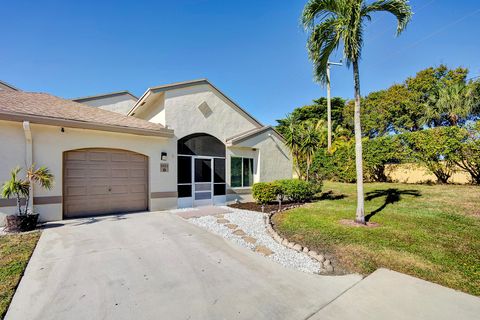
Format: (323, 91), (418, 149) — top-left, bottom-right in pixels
(194, 157), (213, 206)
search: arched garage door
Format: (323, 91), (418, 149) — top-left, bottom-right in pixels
(63, 148), (148, 218)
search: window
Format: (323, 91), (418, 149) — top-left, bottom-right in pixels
(231, 157), (254, 187)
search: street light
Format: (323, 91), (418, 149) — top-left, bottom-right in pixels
(326, 60), (342, 151)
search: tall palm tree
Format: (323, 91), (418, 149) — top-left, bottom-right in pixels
(302, 0), (412, 224)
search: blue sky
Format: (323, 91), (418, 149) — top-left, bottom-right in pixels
(1, 0), (479, 125)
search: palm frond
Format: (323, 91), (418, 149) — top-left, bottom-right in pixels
(362, 0), (413, 35)
(301, 0), (343, 29)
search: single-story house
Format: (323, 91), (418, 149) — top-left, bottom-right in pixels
(0, 79), (292, 223)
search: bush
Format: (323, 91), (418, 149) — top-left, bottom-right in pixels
(311, 142), (356, 183)
(277, 179), (319, 202)
(252, 182), (279, 204)
(363, 135), (405, 182)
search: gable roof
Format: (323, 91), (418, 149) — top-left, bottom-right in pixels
(0, 90), (173, 137)
(127, 79), (263, 128)
(72, 90), (138, 102)
(0, 80), (20, 91)
(226, 126), (285, 145)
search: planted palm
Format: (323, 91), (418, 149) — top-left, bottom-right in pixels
(302, 0), (412, 223)
(1, 165), (54, 216)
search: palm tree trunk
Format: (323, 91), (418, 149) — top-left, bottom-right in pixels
(353, 60), (365, 224)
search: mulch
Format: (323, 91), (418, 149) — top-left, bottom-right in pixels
(228, 201), (307, 213)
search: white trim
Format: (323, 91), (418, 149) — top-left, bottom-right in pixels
(230, 156), (254, 188)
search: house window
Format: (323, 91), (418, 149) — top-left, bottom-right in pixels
(231, 157), (254, 188)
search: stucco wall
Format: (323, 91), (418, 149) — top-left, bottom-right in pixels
(385, 163), (470, 184)
(163, 84), (259, 140)
(0, 120), (177, 224)
(76, 94), (136, 115)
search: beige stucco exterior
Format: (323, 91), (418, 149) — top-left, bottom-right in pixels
(131, 82), (293, 203)
(74, 93), (137, 115)
(0, 120), (177, 224)
(385, 163), (470, 184)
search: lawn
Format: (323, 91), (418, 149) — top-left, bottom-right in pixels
(0, 231), (40, 319)
(272, 181), (480, 296)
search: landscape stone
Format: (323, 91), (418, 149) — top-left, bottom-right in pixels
(242, 236), (257, 244)
(308, 250), (318, 258)
(323, 259), (331, 266)
(293, 244), (303, 251)
(316, 254), (326, 263)
(217, 219), (230, 224)
(303, 247), (309, 253)
(225, 224), (238, 229)
(254, 245), (274, 256)
(325, 265), (334, 272)
(233, 229), (247, 236)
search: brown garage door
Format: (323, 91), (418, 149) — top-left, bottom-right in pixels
(63, 148), (148, 218)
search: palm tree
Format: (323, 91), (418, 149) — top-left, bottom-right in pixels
(424, 83), (476, 126)
(300, 119), (326, 181)
(2, 165), (54, 215)
(302, 0), (412, 224)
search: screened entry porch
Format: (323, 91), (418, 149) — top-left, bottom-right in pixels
(177, 133), (227, 208)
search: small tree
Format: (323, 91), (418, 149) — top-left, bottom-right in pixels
(2, 165), (54, 215)
(401, 127), (466, 184)
(452, 122), (480, 184)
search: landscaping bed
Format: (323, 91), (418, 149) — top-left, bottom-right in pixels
(0, 231), (40, 318)
(272, 181), (480, 296)
(229, 201), (307, 213)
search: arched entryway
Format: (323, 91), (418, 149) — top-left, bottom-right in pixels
(177, 133), (226, 207)
(63, 148), (149, 218)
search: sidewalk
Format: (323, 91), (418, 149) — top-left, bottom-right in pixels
(310, 268), (480, 320)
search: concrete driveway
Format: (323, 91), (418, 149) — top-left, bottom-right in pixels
(5, 211), (361, 320)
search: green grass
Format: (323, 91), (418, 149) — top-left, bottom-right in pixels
(0, 231), (40, 319)
(273, 181), (480, 296)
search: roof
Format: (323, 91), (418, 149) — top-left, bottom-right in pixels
(0, 80), (20, 91)
(226, 126), (285, 145)
(128, 79), (264, 128)
(72, 90), (138, 102)
(0, 90), (173, 137)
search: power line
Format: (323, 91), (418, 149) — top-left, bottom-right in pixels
(374, 8), (480, 67)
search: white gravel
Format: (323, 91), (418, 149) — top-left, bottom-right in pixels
(188, 206), (322, 274)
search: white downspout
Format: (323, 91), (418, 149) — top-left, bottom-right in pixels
(23, 121), (33, 214)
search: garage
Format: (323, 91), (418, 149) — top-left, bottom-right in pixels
(63, 148), (149, 218)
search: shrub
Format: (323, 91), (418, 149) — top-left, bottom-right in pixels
(252, 182), (279, 204)
(363, 135), (405, 182)
(311, 142), (356, 183)
(400, 126), (467, 183)
(277, 179), (318, 202)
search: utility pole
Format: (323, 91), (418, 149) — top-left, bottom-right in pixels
(326, 60), (342, 151)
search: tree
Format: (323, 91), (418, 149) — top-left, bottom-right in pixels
(423, 83), (477, 126)
(276, 97), (345, 136)
(1, 165), (54, 215)
(401, 127), (466, 184)
(452, 122), (480, 184)
(302, 0), (412, 224)
(363, 135), (404, 182)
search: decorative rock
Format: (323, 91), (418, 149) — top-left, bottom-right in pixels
(308, 250), (318, 258)
(325, 265), (334, 272)
(242, 236), (257, 244)
(302, 247), (309, 253)
(217, 218), (230, 224)
(293, 244), (303, 251)
(287, 242), (296, 249)
(216, 214), (224, 218)
(254, 245), (274, 256)
(225, 223), (238, 229)
(323, 259), (331, 267)
(281, 239), (289, 246)
(315, 254), (326, 263)
(232, 229), (247, 236)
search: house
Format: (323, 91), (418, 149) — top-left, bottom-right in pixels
(0, 79), (292, 223)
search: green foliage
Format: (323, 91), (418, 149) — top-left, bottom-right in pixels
(400, 127), (468, 183)
(451, 122), (480, 184)
(252, 182), (280, 205)
(277, 179), (319, 203)
(311, 140), (357, 183)
(1, 165), (54, 215)
(276, 97), (346, 136)
(301, 0), (412, 84)
(363, 135), (404, 182)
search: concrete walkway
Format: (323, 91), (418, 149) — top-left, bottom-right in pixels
(5, 211), (480, 320)
(5, 212), (361, 320)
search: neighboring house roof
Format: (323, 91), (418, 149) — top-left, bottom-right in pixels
(127, 79), (264, 128)
(226, 126), (285, 145)
(72, 90), (138, 102)
(0, 80), (20, 91)
(0, 91), (173, 137)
